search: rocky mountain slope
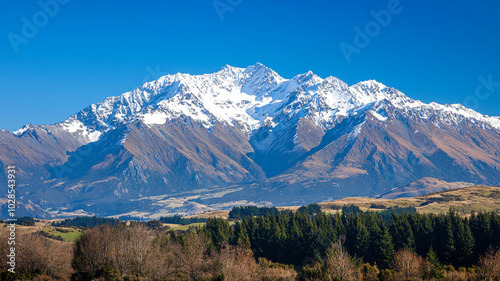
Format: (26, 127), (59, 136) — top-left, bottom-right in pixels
(1, 63), (500, 218)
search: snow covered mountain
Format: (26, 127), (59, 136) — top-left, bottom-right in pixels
(26, 63), (500, 140)
(2, 63), (500, 218)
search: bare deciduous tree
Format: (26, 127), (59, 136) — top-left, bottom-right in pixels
(325, 238), (356, 281)
(72, 225), (113, 279)
(214, 243), (258, 281)
(143, 235), (178, 280)
(128, 224), (153, 276)
(392, 248), (423, 281)
(43, 238), (74, 279)
(10, 232), (73, 280)
(257, 257), (298, 281)
(0, 228), (12, 272)
(178, 231), (212, 280)
(108, 226), (131, 276)
(479, 247), (500, 281)
(17, 233), (45, 274)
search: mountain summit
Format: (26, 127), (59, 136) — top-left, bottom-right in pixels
(2, 63), (500, 218)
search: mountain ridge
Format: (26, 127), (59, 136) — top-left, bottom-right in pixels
(12, 63), (500, 138)
(2, 63), (500, 218)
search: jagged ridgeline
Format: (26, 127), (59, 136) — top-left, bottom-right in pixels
(1, 63), (500, 218)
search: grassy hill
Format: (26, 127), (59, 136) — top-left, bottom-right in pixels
(319, 185), (500, 215)
(187, 185), (500, 219)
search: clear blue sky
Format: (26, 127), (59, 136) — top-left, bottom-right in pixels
(1, 0), (499, 131)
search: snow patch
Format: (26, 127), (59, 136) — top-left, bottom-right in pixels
(13, 125), (31, 135)
(141, 111), (168, 125)
(61, 119), (102, 142)
(349, 121), (365, 140)
(370, 110), (388, 121)
(63, 119), (86, 133)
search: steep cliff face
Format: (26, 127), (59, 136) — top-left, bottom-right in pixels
(2, 63), (500, 218)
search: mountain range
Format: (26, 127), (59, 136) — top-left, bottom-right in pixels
(2, 63), (500, 218)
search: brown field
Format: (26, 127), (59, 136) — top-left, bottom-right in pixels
(184, 210), (231, 219)
(185, 185), (500, 219)
(318, 185), (500, 215)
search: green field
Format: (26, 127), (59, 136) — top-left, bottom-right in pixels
(169, 222), (206, 231)
(168, 221), (235, 231)
(43, 227), (83, 242)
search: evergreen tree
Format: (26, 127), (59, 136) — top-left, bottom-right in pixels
(410, 213), (434, 257)
(490, 212), (500, 249)
(454, 218), (475, 267)
(442, 212), (456, 265)
(389, 214), (416, 252)
(469, 212), (491, 260)
(370, 223), (394, 268)
(426, 246), (444, 278)
(353, 217), (370, 260)
(203, 217), (231, 251)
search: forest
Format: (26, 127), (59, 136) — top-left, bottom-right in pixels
(1, 206), (500, 280)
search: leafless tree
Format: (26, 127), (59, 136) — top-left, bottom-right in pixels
(142, 235), (178, 280)
(43, 238), (74, 279)
(70, 224), (298, 281)
(214, 243), (258, 281)
(392, 248), (423, 280)
(177, 231), (212, 280)
(256, 257), (298, 281)
(479, 247), (500, 281)
(324, 237), (356, 281)
(11, 232), (73, 280)
(0, 227), (11, 272)
(108, 225), (131, 276)
(72, 225), (113, 278)
(128, 224), (153, 276)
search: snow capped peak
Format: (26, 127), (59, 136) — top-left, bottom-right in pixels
(218, 64), (245, 76)
(244, 62), (267, 72)
(16, 64), (499, 141)
(350, 80), (388, 97)
(292, 71), (323, 87)
(350, 80), (391, 104)
(241, 63), (285, 96)
(243, 63), (283, 81)
(13, 124), (35, 135)
(354, 79), (387, 89)
(320, 76), (349, 92)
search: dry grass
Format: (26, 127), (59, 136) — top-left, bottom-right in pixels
(184, 210), (230, 219)
(184, 185), (499, 217)
(317, 185), (500, 215)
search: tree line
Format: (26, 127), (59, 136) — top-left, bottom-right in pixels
(158, 215), (208, 225)
(52, 216), (121, 228)
(51, 215), (208, 228)
(1, 206), (500, 280)
(228, 204), (323, 220)
(229, 206), (283, 219)
(1, 223), (297, 280)
(206, 206), (500, 280)
(228, 207), (500, 269)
